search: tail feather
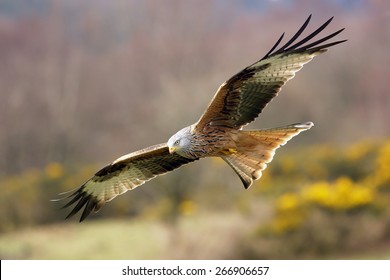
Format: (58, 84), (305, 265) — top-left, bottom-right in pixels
(222, 122), (313, 189)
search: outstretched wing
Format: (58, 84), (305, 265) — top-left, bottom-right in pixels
(60, 143), (196, 222)
(194, 15), (346, 132)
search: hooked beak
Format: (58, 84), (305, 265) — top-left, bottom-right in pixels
(169, 146), (176, 154)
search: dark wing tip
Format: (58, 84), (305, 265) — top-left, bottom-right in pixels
(263, 15), (346, 59)
(62, 185), (100, 222)
(243, 178), (253, 189)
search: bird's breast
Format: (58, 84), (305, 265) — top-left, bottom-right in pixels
(190, 129), (237, 158)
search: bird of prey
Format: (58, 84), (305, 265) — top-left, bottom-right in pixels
(60, 15), (345, 222)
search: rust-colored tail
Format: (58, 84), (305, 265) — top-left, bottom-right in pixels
(222, 122), (313, 189)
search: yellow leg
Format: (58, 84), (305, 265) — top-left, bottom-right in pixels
(222, 148), (237, 155)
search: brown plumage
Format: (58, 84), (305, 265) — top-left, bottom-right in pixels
(221, 123), (314, 188)
(57, 15), (346, 221)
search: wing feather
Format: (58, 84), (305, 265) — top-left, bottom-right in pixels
(194, 16), (346, 132)
(61, 143), (196, 222)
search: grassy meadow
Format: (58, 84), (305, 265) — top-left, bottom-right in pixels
(1, 214), (390, 260)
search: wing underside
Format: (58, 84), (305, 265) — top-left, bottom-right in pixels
(195, 15), (346, 132)
(60, 143), (196, 222)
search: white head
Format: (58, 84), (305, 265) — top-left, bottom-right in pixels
(167, 126), (193, 157)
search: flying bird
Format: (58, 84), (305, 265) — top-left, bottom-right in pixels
(60, 15), (346, 222)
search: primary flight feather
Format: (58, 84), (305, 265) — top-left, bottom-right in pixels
(59, 15), (346, 222)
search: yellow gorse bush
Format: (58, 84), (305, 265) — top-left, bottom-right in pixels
(368, 140), (390, 190)
(270, 193), (306, 234)
(0, 139), (389, 235)
(179, 199), (197, 216)
(302, 177), (374, 211)
(45, 162), (64, 180)
(265, 139), (390, 235)
(345, 140), (376, 162)
(276, 193), (301, 212)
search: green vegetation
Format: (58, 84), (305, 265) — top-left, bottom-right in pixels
(1, 140), (390, 259)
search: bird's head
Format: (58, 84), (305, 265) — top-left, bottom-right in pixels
(167, 126), (192, 157)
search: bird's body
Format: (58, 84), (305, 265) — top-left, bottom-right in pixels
(58, 15), (346, 222)
(168, 124), (238, 159)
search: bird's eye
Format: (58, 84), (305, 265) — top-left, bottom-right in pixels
(174, 140), (180, 145)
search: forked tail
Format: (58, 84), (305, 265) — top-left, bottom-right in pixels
(222, 122), (313, 189)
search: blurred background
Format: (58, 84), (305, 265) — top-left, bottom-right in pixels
(0, 0), (390, 259)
